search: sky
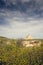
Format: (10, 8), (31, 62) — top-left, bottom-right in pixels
(0, 0), (43, 39)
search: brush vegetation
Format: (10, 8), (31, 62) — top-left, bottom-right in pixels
(0, 36), (43, 65)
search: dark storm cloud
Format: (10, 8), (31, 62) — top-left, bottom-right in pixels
(0, 0), (43, 26)
(0, 0), (43, 17)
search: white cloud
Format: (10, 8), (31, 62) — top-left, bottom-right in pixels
(0, 9), (43, 39)
(0, 16), (43, 39)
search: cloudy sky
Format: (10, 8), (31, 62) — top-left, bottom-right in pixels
(0, 0), (43, 39)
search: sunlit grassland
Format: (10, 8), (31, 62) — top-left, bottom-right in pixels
(0, 36), (43, 65)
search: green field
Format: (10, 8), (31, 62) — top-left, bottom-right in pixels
(0, 36), (43, 65)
